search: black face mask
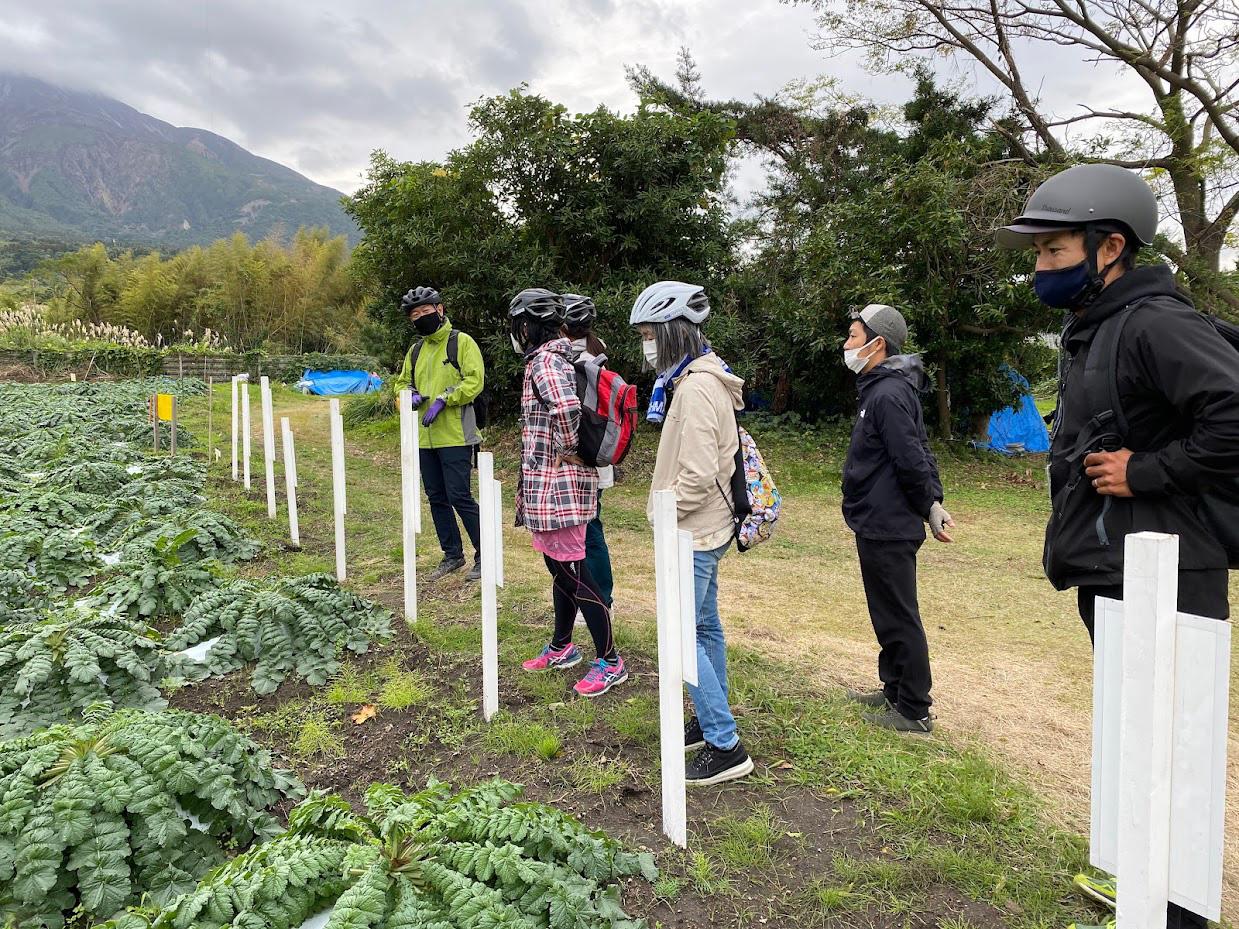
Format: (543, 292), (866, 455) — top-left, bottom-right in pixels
(411, 312), (444, 336)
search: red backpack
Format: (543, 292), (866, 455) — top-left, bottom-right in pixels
(532, 353), (638, 468)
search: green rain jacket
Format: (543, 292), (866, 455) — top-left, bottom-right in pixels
(392, 321), (485, 448)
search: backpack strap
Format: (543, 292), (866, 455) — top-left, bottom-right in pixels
(411, 329), (466, 397)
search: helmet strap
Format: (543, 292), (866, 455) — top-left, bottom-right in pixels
(1074, 225), (1124, 311)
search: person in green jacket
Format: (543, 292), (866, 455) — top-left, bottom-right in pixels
(392, 286), (486, 581)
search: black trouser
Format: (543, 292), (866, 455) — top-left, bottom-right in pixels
(855, 536), (932, 720)
(419, 445), (481, 562)
(1078, 568), (1229, 929)
(545, 556), (617, 662)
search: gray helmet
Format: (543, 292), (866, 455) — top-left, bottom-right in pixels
(562, 293), (596, 326)
(508, 288), (564, 322)
(629, 281), (710, 326)
(996, 163), (1158, 249)
(400, 286), (441, 312)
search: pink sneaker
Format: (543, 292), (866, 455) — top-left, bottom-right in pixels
(573, 656), (628, 698)
(522, 642), (582, 672)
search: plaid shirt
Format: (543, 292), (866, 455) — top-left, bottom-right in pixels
(515, 339), (599, 531)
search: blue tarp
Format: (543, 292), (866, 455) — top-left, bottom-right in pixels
(297, 369), (383, 396)
(982, 367), (1050, 454)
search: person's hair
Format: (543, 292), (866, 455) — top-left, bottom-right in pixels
(652, 318), (705, 367)
(513, 316), (562, 350)
(565, 321), (606, 357)
(1091, 223), (1139, 270)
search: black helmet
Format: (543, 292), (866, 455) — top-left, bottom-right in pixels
(561, 293), (596, 326)
(400, 286), (441, 312)
(996, 164), (1158, 249)
(508, 288), (564, 322)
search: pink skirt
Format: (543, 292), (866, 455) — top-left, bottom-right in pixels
(531, 523), (588, 562)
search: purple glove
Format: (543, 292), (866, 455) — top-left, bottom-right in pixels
(422, 397), (446, 427)
(408, 391), (424, 409)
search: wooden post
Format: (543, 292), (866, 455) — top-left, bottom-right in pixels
(170, 396), (178, 456)
(330, 399), (347, 581)
(653, 490), (687, 848)
(230, 376), (239, 481)
(1116, 532), (1179, 929)
(280, 417), (300, 549)
(241, 381), (252, 491)
(478, 451), (500, 721)
(399, 389), (418, 624)
(260, 376), (277, 519)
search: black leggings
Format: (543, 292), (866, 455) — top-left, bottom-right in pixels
(545, 556), (617, 662)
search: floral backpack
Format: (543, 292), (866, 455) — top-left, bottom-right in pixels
(719, 420), (782, 552)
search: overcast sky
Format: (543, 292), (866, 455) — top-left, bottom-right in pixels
(0, 0), (1146, 197)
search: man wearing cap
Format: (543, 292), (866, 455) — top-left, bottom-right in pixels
(998, 165), (1239, 928)
(392, 286), (487, 582)
(841, 304), (954, 735)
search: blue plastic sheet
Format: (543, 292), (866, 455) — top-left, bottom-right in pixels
(982, 367), (1050, 454)
(296, 369), (383, 396)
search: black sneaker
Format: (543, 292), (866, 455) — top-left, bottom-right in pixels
(846, 688), (891, 710)
(684, 717), (705, 752)
(466, 558), (482, 582)
(863, 706), (933, 734)
(686, 741), (754, 786)
(428, 556), (466, 581)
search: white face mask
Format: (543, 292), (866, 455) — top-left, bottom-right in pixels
(642, 339), (659, 371)
(510, 334), (524, 355)
(843, 337), (879, 374)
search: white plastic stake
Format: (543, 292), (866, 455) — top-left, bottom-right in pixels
(329, 399), (347, 581)
(280, 417), (300, 549)
(653, 490), (687, 848)
(230, 376), (239, 480)
(677, 529), (698, 687)
(412, 414), (422, 534)
(398, 390), (418, 623)
(241, 381), (252, 490)
(260, 376), (277, 519)
(1116, 532), (1179, 929)
(207, 377), (213, 465)
(492, 478), (504, 589)
(478, 452), (500, 721)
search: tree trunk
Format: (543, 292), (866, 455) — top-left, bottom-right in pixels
(934, 358), (952, 440)
(772, 370), (791, 415)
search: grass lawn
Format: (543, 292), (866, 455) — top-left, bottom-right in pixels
(175, 382), (1238, 928)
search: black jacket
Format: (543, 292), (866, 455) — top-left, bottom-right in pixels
(1045, 263), (1239, 589)
(842, 355), (944, 541)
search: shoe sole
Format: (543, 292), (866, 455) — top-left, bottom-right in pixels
(686, 756), (755, 787)
(684, 739), (705, 753)
(576, 670), (629, 698)
(524, 655), (583, 673)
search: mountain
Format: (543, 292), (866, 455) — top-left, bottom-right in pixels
(0, 74), (357, 249)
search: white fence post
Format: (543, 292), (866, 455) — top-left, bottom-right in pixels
(280, 417), (300, 549)
(478, 451), (500, 721)
(230, 375), (239, 481)
(206, 377), (213, 466)
(493, 475), (504, 589)
(329, 399), (347, 582)
(413, 412), (422, 534)
(241, 380), (252, 490)
(399, 389), (418, 624)
(678, 529), (698, 687)
(1117, 532), (1179, 929)
(260, 376), (277, 519)
(654, 490), (688, 848)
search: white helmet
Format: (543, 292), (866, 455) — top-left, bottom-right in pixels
(629, 281), (710, 326)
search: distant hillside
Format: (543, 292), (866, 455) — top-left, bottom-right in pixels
(0, 74), (357, 250)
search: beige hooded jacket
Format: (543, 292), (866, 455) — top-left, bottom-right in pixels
(647, 352), (745, 552)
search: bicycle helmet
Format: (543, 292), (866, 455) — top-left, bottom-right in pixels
(400, 286), (441, 312)
(629, 281), (710, 325)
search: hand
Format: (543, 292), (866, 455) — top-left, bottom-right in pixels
(421, 397), (447, 427)
(555, 452), (585, 469)
(929, 501), (955, 543)
(408, 391), (425, 409)
(1084, 448), (1134, 497)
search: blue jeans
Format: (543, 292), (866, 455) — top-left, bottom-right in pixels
(688, 542), (738, 750)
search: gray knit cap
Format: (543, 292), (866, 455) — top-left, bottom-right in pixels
(853, 304), (908, 354)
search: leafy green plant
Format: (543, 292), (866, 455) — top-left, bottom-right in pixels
(114, 508), (259, 564)
(100, 778), (657, 929)
(0, 607), (168, 738)
(0, 707), (301, 927)
(0, 526), (101, 591)
(90, 531), (221, 619)
(168, 574), (393, 694)
(0, 568), (49, 624)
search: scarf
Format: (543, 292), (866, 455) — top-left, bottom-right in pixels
(646, 346), (732, 423)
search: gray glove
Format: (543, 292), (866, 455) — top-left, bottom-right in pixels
(929, 501), (955, 541)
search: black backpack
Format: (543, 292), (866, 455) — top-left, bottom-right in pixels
(410, 329), (491, 428)
(1084, 302), (1239, 566)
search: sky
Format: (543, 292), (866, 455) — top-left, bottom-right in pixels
(0, 0), (1153, 199)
